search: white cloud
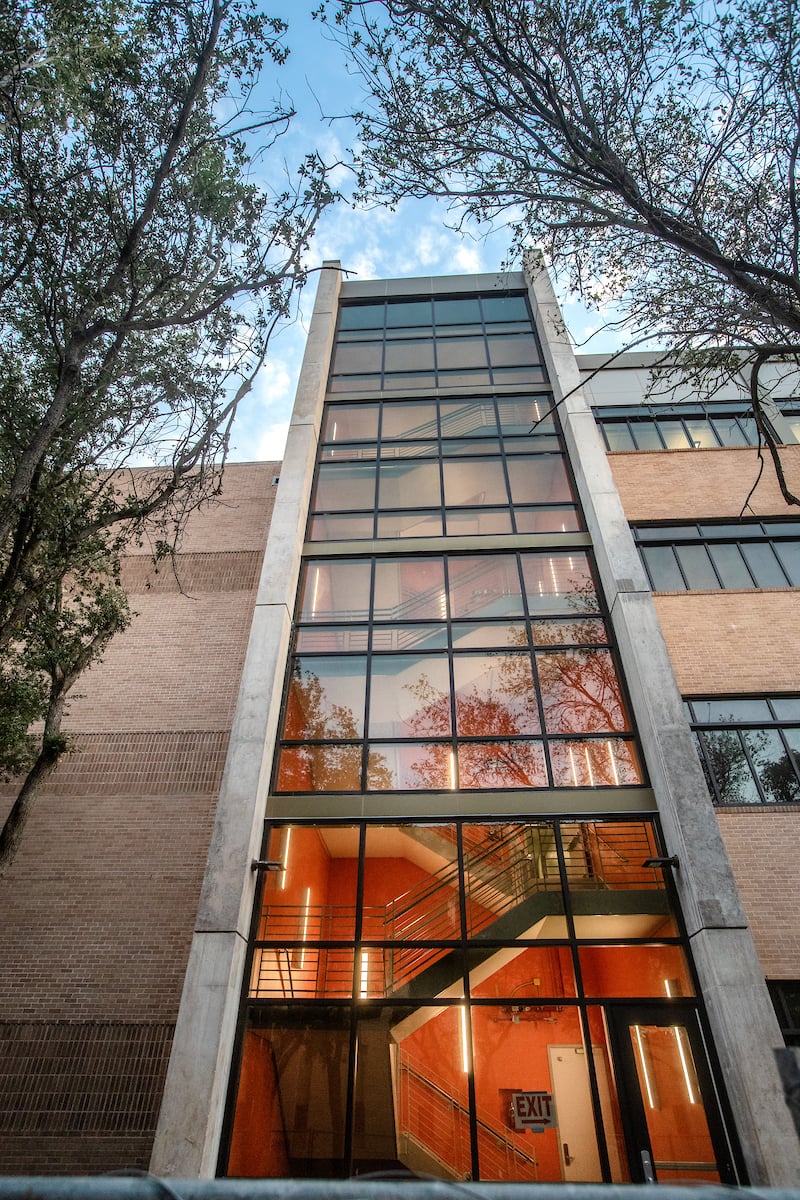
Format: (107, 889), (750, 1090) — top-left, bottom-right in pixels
(255, 420), (291, 462)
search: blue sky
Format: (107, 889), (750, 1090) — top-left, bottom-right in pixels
(227, 6), (625, 463)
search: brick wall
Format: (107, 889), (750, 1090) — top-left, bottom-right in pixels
(0, 462), (277, 1174)
(609, 444), (800, 522)
(716, 812), (800, 978)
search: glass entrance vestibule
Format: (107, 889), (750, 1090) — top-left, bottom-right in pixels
(221, 817), (741, 1184)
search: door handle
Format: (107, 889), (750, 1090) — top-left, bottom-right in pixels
(563, 1142), (573, 1165)
(641, 1149), (655, 1183)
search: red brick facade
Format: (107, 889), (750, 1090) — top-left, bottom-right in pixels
(0, 462), (277, 1174)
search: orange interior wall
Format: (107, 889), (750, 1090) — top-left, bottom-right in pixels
(227, 1031), (289, 1177)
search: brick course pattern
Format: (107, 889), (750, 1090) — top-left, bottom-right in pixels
(0, 463), (275, 1174)
(716, 811), (800, 978)
(608, 444), (800, 522)
(653, 591), (800, 694)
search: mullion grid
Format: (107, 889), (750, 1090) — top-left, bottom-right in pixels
(688, 695), (800, 806)
(272, 550), (638, 795)
(239, 814), (687, 1181)
(309, 394), (576, 539)
(635, 522), (798, 591)
(332, 296), (538, 390)
(596, 403), (773, 451)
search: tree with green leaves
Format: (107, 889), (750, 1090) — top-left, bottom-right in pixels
(325, 0), (800, 502)
(0, 0), (334, 876)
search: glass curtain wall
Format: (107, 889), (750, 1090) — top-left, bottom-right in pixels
(222, 290), (740, 1184)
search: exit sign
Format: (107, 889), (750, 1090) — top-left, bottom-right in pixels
(511, 1091), (557, 1131)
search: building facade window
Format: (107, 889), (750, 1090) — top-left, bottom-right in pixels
(221, 285), (743, 1185)
(331, 296), (545, 392)
(634, 520), (800, 591)
(222, 816), (735, 1184)
(309, 394), (579, 540)
(767, 981), (800, 1045)
(273, 550), (642, 794)
(687, 696), (800, 806)
(594, 401), (800, 451)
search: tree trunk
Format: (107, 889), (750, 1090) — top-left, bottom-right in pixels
(0, 742), (64, 880)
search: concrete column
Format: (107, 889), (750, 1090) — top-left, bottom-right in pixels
(150, 263), (342, 1177)
(524, 250), (800, 1185)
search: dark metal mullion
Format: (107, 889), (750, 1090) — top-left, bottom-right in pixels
(442, 556), (459, 786)
(694, 730), (726, 805)
(361, 563), (377, 791)
(519, 552), (553, 786)
(344, 822), (367, 1176)
(456, 822), (480, 1182)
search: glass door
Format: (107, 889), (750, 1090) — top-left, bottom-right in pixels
(606, 1004), (737, 1184)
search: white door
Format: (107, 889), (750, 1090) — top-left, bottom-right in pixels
(548, 1045), (622, 1181)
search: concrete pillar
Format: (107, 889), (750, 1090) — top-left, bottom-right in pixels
(150, 263), (342, 1177)
(523, 250), (800, 1185)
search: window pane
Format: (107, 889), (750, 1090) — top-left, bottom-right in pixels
(449, 554), (524, 618)
(373, 557), (447, 621)
(658, 420), (690, 449)
(384, 339), (435, 372)
(282, 657), (366, 740)
(385, 299), (432, 327)
(470, 946), (576, 998)
(443, 457), (508, 506)
(774, 541), (800, 586)
(331, 341), (382, 376)
(353, 1006), (467, 1174)
(674, 544), (720, 589)
(249, 948), (355, 1000)
(257, 824), (359, 941)
(520, 551), (599, 613)
(506, 456), (574, 505)
(369, 654), (451, 737)
(322, 404), (379, 443)
(376, 511), (444, 538)
(436, 336), (487, 370)
(437, 367), (493, 388)
(298, 560), (372, 622)
(743, 728), (800, 804)
(445, 509), (514, 535)
(707, 543), (754, 588)
(550, 739), (643, 786)
(379, 460), (441, 509)
(514, 506), (581, 534)
(691, 698), (771, 722)
(328, 373), (381, 393)
(457, 741), (547, 789)
(498, 396), (553, 433)
(451, 621), (528, 649)
(538, 649), (629, 733)
(741, 542), (789, 586)
(487, 333), (540, 367)
(631, 423), (664, 449)
(383, 370), (437, 390)
(711, 416), (749, 446)
(453, 653), (540, 735)
(697, 730), (760, 804)
(481, 295), (530, 323)
(381, 401), (438, 439)
(684, 419), (719, 448)
(578, 945), (692, 998)
(772, 699), (800, 719)
(275, 745), (363, 792)
(531, 618), (608, 646)
(307, 515), (374, 541)
(367, 743), (453, 790)
(603, 423), (636, 451)
(227, 1014), (349, 1177)
(314, 462), (376, 512)
(641, 545), (684, 590)
(339, 303), (384, 329)
(435, 297), (482, 325)
(439, 399), (497, 437)
(441, 437), (502, 457)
